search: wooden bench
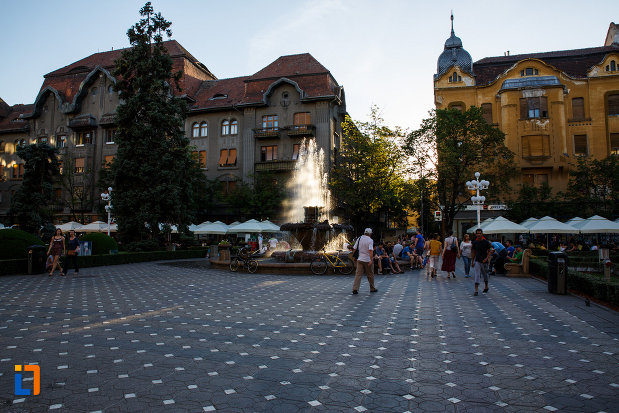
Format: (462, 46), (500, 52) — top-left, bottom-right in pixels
(504, 249), (532, 277)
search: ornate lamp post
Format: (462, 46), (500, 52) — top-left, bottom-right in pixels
(100, 187), (113, 236)
(466, 172), (489, 229)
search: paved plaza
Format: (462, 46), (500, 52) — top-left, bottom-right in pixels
(1, 260), (618, 412)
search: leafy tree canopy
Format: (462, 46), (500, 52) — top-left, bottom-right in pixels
(110, 2), (200, 243)
(10, 143), (59, 235)
(225, 173), (286, 221)
(405, 107), (516, 233)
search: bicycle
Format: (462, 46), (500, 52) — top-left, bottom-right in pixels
(230, 247), (259, 273)
(310, 249), (354, 275)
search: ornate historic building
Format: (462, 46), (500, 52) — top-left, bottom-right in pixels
(0, 41), (346, 223)
(434, 20), (619, 195)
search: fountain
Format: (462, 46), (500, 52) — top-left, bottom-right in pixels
(273, 140), (353, 262)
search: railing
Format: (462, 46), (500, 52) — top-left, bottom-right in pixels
(254, 160), (297, 172)
(253, 127), (280, 139)
(286, 124), (315, 137)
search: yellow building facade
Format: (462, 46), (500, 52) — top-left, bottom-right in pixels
(434, 21), (619, 195)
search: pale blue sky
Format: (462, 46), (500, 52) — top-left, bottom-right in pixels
(1, 0), (616, 130)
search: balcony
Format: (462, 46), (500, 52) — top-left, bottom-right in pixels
(253, 127), (280, 139)
(254, 160), (297, 172)
(286, 124), (315, 137)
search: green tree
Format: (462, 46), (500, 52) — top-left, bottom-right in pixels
(226, 173), (286, 220)
(9, 143), (60, 235)
(111, 2), (198, 243)
(330, 108), (413, 236)
(566, 154), (619, 218)
(406, 107), (517, 234)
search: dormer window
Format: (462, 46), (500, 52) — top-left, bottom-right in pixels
(521, 68), (539, 77)
(607, 60), (617, 72)
(210, 93), (228, 100)
(448, 71), (461, 83)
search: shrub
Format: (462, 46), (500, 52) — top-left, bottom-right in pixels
(0, 229), (44, 259)
(81, 233), (118, 255)
(125, 239), (160, 252)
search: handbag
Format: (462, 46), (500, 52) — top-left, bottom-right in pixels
(352, 238), (360, 259)
(450, 238), (457, 252)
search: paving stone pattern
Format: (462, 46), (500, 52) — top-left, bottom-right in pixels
(1, 260), (618, 412)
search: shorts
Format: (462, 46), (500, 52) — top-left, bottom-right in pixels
(429, 255), (440, 269)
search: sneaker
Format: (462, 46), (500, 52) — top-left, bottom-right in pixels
(352, 290), (358, 295)
(370, 289), (378, 293)
(483, 288), (489, 293)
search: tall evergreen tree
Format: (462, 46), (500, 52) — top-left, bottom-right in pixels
(10, 143), (60, 235)
(111, 2), (197, 243)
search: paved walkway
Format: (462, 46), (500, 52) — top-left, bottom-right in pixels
(0, 260), (617, 412)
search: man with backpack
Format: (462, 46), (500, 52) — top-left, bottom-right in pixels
(351, 228), (378, 295)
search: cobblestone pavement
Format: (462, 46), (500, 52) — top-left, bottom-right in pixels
(1, 260), (618, 412)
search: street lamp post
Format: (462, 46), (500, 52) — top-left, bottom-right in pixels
(100, 187), (113, 236)
(466, 172), (489, 229)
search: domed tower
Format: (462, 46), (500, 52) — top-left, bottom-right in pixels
(434, 13), (474, 85)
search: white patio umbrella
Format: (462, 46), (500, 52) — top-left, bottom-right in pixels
(226, 219), (264, 233)
(192, 222), (228, 235)
(573, 215), (619, 233)
(259, 220), (280, 232)
(467, 218), (495, 233)
(56, 221), (83, 231)
(228, 221), (241, 227)
(80, 221), (115, 232)
(0, 223), (4, 229)
(520, 218), (539, 228)
(527, 216), (578, 234)
(482, 217), (529, 234)
(565, 217), (585, 227)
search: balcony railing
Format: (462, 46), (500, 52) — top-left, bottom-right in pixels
(253, 127), (280, 139)
(254, 160), (297, 172)
(286, 124), (315, 137)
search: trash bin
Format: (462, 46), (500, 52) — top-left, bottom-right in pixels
(27, 245), (47, 275)
(548, 251), (568, 294)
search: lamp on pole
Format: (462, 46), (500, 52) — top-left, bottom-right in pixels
(466, 172), (489, 229)
(100, 187), (113, 236)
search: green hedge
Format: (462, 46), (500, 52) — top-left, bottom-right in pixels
(529, 257), (619, 306)
(0, 229), (44, 259)
(0, 248), (207, 276)
(80, 233), (118, 255)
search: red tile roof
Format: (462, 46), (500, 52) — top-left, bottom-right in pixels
(248, 53), (330, 80)
(0, 104), (33, 133)
(473, 45), (619, 86)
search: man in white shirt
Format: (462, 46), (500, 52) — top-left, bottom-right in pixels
(352, 228), (378, 295)
(392, 240), (403, 259)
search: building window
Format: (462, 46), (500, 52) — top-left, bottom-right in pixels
(91, 87), (97, 96)
(108, 85), (114, 94)
(481, 103), (492, 124)
(572, 98), (585, 120)
(608, 94), (619, 116)
(449, 103), (464, 112)
(58, 161), (63, 175)
(611, 60), (617, 72)
(260, 145), (278, 162)
(76, 131), (94, 145)
(200, 121), (208, 137)
(262, 115), (278, 131)
(520, 97), (548, 119)
(230, 120), (238, 135)
(522, 135), (550, 158)
(104, 155), (114, 168)
(610, 133), (619, 155)
(54, 188), (62, 202)
(193, 150), (207, 169)
(521, 67), (539, 77)
(14, 139), (25, 149)
(0, 141), (5, 153)
(75, 158), (85, 174)
(105, 129), (116, 144)
(293, 112), (311, 128)
(573, 135), (588, 156)
(56, 135), (66, 149)
(192, 122), (200, 137)
(13, 164), (24, 179)
(37, 136), (48, 145)
(292, 143), (301, 160)
(221, 120), (230, 136)
(523, 173), (548, 187)
(219, 149), (237, 167)
(221, 180), (237, 196)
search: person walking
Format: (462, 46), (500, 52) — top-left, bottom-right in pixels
(47, 228), (66, 277)
(471, 228), (493, 296)
(352, 228), (378, 294)
(428, 233), (442, 278)
(460, 233), (473, 277)
(65, 230), (80, 275)
(441, 230), (459, 278)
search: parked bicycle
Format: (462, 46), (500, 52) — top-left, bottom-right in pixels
(230, 247), (259, 273)
(310, 249), (354, 275)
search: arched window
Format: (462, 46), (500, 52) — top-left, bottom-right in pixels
(230, 120), (238, 135)
(192, 122), (200, 138)
(221, 120), (230, 136)
(611, 60), (617, 72)
(452, 72), (458, 82)
(200, 121), (208, 137)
